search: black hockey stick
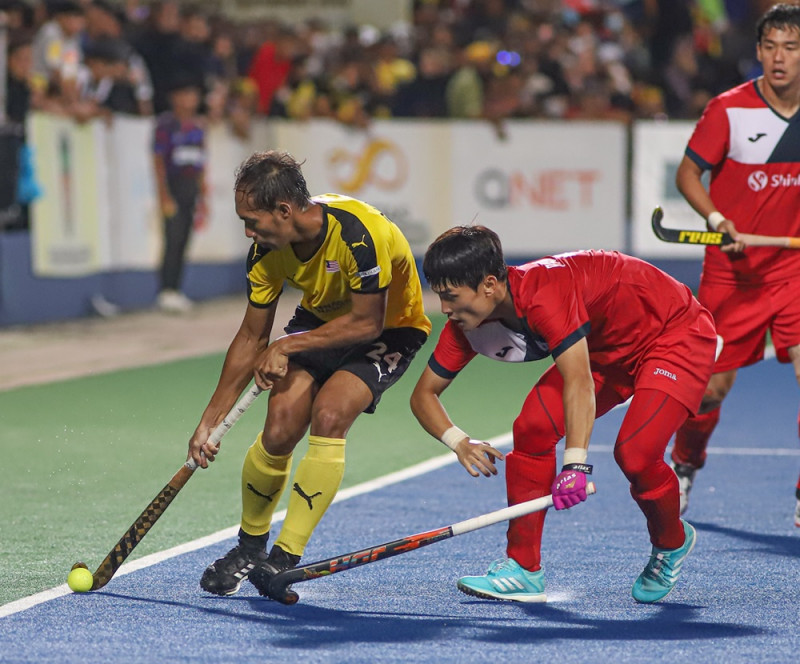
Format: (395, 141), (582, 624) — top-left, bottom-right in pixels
(651, 206), (800, 248)
(72, 384), (263, 590)
(265, 482), (596, 604)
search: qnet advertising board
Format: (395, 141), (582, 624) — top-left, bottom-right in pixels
(449, 121), (626, 256)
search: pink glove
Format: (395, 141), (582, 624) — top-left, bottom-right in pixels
(551, 468), (588, 510)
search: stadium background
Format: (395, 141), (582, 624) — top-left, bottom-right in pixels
(2, 3), (799, 661)
(0, 0), (769, 326)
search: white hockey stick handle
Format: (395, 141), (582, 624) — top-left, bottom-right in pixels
(185, 384), (263, 471)
(450, 481), (596, 536)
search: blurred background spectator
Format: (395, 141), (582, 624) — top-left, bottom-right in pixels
(0, 0), (782, 232)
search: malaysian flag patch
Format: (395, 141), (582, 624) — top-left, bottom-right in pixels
(325, 260), (340, 273)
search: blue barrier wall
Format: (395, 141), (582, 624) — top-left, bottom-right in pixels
(0, 230), (244, 326)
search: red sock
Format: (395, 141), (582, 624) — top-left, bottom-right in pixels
(671, 407), (720, 469)
(796, 407), (799, 498)
(505, 450), (555, 571)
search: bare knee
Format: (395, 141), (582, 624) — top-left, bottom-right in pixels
(311, 402), (359, 439)
(263, 403), (308, 455)
(697, 371), (737, 414)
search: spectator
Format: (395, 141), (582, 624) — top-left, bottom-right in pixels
(446, 40), (495, 119)
(152, 78), (206, 314)
(371, 34), (416, 116)
(0, 0), (35, 32)
(31, 0), (86, 104)
(133, 0), (180, 114)
(3, 35), (44, 231)
(171, 5), (214, 99)
(83, 0), (154, 116)
(247, 25), (297, 115)
(74, 36), (146, 120)
(393, 45), (453, 118)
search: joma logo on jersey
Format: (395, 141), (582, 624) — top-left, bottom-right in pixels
(678, 230), (723, 244)
(653, 367), (677, 381)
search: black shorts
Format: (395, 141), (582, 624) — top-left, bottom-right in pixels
(284, 307), (428, 414)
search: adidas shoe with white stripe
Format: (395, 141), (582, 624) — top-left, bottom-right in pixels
(200, 543), (268, 596)
(631, 519), (696, 603)
(457, 558), (546, 603)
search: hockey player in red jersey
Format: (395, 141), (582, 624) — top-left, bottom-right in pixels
(670, 3), (800, 525)
(410, 226), (717, 603)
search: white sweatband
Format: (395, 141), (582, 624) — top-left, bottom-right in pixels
(440, 426), (468, 451)
(563, 447), (588, 466)
(707, 211), (725, 231)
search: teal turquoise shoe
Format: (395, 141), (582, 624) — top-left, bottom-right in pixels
(632, 520), (696, 603)
(457, 558), (546, 603)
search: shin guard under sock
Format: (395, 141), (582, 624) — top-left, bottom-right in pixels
(240, 433), (292, 537)
(275, 435), (346, 558)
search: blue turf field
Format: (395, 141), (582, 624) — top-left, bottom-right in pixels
(1, 358), (799, 663)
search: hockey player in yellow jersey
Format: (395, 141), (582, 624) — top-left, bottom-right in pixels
(188, 150), (431, 599)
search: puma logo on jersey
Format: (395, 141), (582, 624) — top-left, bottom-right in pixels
(496, 345), (513, 358)
(351, 234), (369, 249)
(246, 483), (280, 502)
(748, 132), (767, 142)
(293, 482), (323, 509)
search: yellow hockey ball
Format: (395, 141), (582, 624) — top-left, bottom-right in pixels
(67, 564), (94, 593)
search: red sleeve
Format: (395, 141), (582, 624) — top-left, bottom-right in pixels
(686, 95), (730, 170)
(517, 266), (589, 358)
(428, 320), (477, 378)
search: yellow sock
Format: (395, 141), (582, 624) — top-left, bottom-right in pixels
(275, 435), (345, 557)
(240, 433), (292, 536)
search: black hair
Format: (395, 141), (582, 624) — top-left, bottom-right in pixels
(49, 1), (84, 16)
(423, 225), (507, 291)
(757, 3), (800, 42)
(83, 36), (130, 63)
(234, 150), (311, 212)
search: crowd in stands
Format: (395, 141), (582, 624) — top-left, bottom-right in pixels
(0, 0), (778, 229)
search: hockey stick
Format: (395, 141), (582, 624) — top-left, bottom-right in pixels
(265, 481), (597, 604)
(651, 206), (800, 248)
(73, 384), (263, 591)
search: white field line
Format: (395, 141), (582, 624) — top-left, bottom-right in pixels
(1, 345), (791, 617)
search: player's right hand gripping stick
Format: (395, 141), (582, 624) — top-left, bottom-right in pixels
(551, 462), (592, 510)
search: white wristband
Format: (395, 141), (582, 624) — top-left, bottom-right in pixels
(707, 211), (725, 231)
(563, 447), (588, 466)
(440, 426), (468, 451)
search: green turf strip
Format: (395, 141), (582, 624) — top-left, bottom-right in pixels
(0, 315), (549, 605)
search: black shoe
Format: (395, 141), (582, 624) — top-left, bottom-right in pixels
(200, 543), (268, 596)
(249, 544), (301, 602)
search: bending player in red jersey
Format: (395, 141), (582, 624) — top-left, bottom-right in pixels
(410, 226), (717, 603)
(670, 3), (800, 526)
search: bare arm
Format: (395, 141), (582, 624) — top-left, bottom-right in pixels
(253, 290), (387, 389)
(410, 365), (504, 477)
(676, 154), (745, 252)
(153, 153), (176, 218)
(553, 337), (595, 457)
(188, 300), (276, 467)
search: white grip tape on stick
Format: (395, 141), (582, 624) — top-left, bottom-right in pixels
(185, 384), (263, 470)
(450, 482), (596, 536)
